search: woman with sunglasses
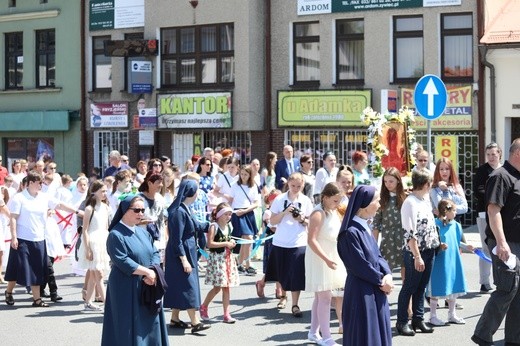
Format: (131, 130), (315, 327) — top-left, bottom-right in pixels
(196, 157), (215, 194)
(148, 158), (164, 174)
(102, 195), (169, 345)
(138, 172), (167, 265)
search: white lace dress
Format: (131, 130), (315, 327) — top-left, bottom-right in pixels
(77, 203), (111, 271)
(305, 206), (347, 292)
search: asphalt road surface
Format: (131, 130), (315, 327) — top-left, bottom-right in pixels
(0, 230), (508, 345)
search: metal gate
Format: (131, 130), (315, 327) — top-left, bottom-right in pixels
(172, 133), (194, 169)
(93, 130), (129, 174)
(203, 131), (252, 163)
(286, 129), (479, 227)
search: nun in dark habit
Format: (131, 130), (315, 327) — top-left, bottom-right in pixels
(337, 185), (394, 346)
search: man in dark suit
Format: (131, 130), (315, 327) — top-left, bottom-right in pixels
(274, 145), (300, 190)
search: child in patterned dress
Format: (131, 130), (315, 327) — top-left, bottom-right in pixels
(200, 202), (240, 323)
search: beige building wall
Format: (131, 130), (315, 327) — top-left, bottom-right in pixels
(145, 0), (266, 131)
(270, 1), (479, 130)
(484, 49), (520, 153)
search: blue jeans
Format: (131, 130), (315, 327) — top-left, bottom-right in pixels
(397, 248), (435, 323)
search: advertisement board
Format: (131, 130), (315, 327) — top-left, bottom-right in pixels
(157, 92), (232, 129)
(278, 90), (371, 127)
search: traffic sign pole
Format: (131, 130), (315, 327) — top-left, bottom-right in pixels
(413, 74), (448, 162)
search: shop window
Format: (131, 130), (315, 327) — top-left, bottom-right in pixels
(161, 23), (234, 88)
(92, 36), (112, 90)
(441, 13), (473, 82)
(293, 21), (320, 86)
(393, 16), (423, 83)
(336, 19), (364, 84)
(36, 29), (56, 88)
(5, 32), (23, 89)
(4, 138), (55, 171)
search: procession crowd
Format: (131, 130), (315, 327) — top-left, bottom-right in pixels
(0, 139), (518, 346)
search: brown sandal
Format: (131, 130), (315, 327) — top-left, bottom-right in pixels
(276, 296), (287, 309)
(32, 298), (50, 307)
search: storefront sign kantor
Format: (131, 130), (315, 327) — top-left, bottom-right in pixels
(157, 92), (232, 129)
(278, 90), (371, 127)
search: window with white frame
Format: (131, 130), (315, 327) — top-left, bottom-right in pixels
(336, 19), (364, 84)
(36, 29), (56, 88)
(92, 36), (112, 90)
(441, 13), (473, 82)
(293, 21), (320, 85)
(393, 16), (423, 83)
(5, 32), (23, 89)
(161, 23), (234, 87)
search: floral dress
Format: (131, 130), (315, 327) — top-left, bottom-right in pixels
(204, 222), (240, 288)
(373, 194), (403, 270)
(199, 175), (214, 194)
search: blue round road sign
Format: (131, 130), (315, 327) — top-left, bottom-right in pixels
(413, 74), (447, 120)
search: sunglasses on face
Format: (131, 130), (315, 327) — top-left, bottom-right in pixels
(153, 163), (162, 167)
(130, 208), (145, 213)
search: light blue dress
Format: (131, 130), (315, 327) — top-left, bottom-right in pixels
(427, 219), (467, 298)
(102, 223), (169, 346)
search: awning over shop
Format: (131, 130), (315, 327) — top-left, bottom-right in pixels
(0, 111), (70, 131)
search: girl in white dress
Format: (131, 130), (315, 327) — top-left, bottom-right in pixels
(306, 183), (346, 346)
(77, 180), (111, 311)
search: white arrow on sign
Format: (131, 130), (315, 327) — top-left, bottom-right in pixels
(423, 77), (439, 116)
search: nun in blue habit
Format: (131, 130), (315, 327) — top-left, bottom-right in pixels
(163, 179), (210, 333)
(337, 185), (393, 346)
(102, 195), (169, 346)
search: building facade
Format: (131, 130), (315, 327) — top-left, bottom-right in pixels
(270, 0), (480, 225)
(0, 0), (82, 175)
(480, 0), (520, 152)
(84, 0), (266, 172)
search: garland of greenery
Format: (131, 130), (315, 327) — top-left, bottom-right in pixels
(361, 106), (418, 178)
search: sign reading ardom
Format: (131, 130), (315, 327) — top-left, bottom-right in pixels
(297, 0), (461, 15)
(158, 92), (232, 129)
(278, 90), (371, 127)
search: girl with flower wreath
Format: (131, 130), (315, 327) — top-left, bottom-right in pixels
(200, 202), (239, 323)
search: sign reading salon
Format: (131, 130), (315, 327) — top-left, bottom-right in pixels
(157, 92), (232, 129)
(90, 102), (128, 128)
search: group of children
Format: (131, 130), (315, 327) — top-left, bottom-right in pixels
(375, 168), (470, 326)
(195, 161), (472, 333)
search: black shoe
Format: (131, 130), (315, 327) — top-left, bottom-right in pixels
(40, 290), (50, 298)
(480, 284), (493, 293)
(396, 322), (415, 336)
(471, 334), (494, 346)
(50, 294), (63, 302)
(191, 322), (210, 334)
(411, 319), (434, 333)
(246, 267), (257, 276)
